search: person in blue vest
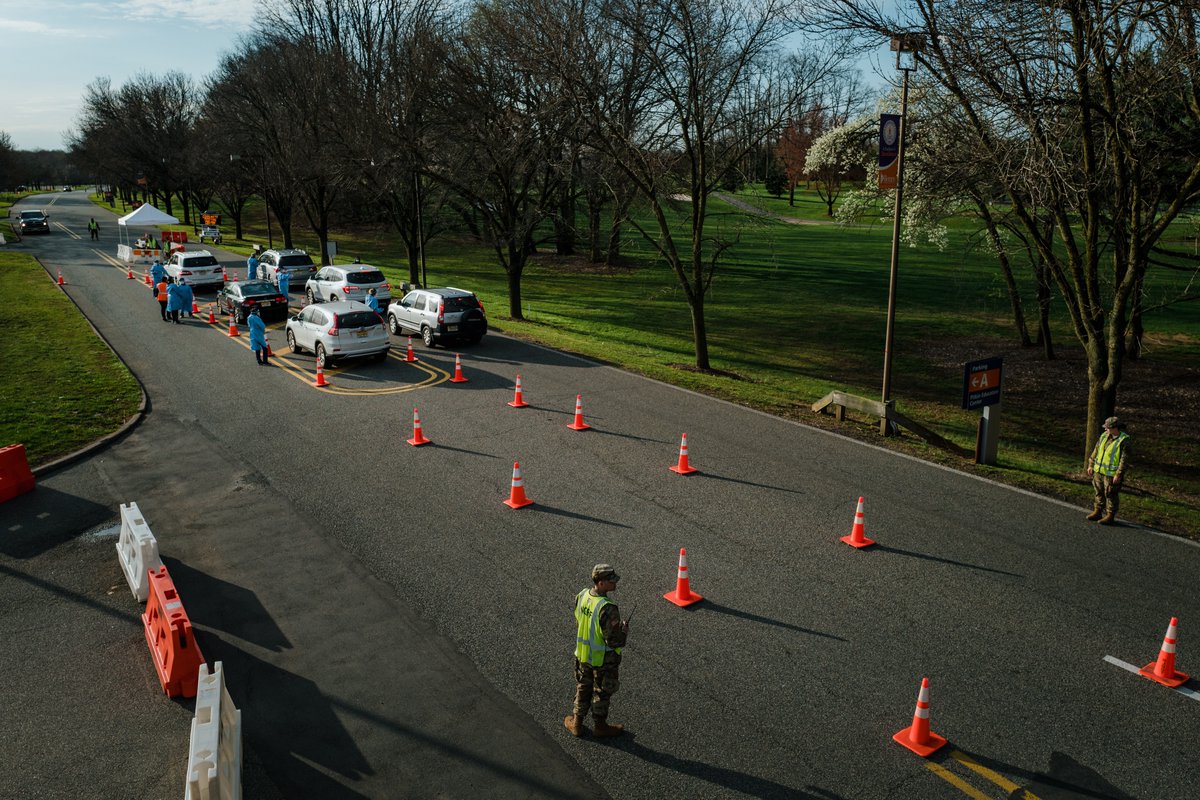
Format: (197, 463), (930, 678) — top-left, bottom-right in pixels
(247, 250), (260, 281)
(247, 307), (269, 365)
(277, 265), (290, 297)
(176, 278), (195, 319)
(564, 564), (628, 738)
(165, 277), (183, 324)
(150, 258), (165, 286)
(1086, 416), (1130, 525)
(365, 287), (381, 316)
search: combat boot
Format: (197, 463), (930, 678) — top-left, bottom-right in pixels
(1097, 513), (1115, 525)
(1085, 504), (1103, 521)
(563, 715), (586, 737)
(592, 719), (625, 737)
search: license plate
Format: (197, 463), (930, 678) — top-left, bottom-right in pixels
(447, 324), (458, 332)
(260, 300), (273, 306)
(356, 329), (368, 338)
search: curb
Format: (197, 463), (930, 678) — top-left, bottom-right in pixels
(30, 256), (149, 478)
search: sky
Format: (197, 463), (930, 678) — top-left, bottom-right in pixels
(0, 0), (256, 151)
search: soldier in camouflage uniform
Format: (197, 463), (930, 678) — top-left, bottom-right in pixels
(564, 564), (628, 738)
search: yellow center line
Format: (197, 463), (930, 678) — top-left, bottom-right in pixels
(950, 751), (1041, 799)
(924, 761), (995, 800)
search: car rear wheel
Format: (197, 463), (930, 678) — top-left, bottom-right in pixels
(236, 309), (247, 324)
(422, 325), (435, 348)
(315, 343), (329, 367)
(373, 349), (389, 362)
(287, 330), (301, 354)
(330, 295), (339, 304)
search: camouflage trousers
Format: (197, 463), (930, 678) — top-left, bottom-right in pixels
(1092, 473), (1121, 517)
(572, 658), (620, 721)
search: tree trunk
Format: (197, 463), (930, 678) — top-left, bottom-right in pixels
(587, 194), (603, 263)
(556, 187), (576, 256)
(977, 204), (1032, 346)
(1124, 274), (1144, 360)
(689, 291), (710, 370)
(788, 182), (795, 207)
(506, 242), (525, 320)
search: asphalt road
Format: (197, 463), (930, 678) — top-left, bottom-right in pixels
(3, 191), (1198, 800)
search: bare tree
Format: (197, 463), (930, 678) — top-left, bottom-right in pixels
(813, 0), (1200, 453)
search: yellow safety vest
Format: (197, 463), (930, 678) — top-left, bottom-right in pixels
(1091, 432), (1128, 477)
(574, 590), (621, 666)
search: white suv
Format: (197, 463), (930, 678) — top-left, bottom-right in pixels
(305, 265), (392, 307)
(285, 301), (390, 366)
(259, 249), (318, 286)
(164, 250), (224, 287)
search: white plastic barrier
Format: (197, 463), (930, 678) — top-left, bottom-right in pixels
(115, 502), (163, 602)
(185, 662), (242, 800)
(116, 244), (162, 264)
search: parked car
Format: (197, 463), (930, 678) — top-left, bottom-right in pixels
(285, 301), (389, 366)
(216, 280), (289, 323)
(386, 287), (487, 347)
(258, 249), (318, 286)
(304, 264), (392, 307)
(164, 250), (224, 288)
(16, 210), (50, 234)
(60, 186), (71, 192)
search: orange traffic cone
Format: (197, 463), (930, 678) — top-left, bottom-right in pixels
(314, 359), (331, 387)
(265, 340), (274, 357)
(1139, 617), (1189, 687)
(206, 307), (216, 324)
(227, 314), (239, 337)
(407, 407), (431, 446)
(508, 374), (529, 408)
(567, 394), (592, 431)
(669, 433), (698, 475)
(503, 462), (534, 509)
(840, 496), (876, 549)
(893, 677), (947, 757)
(56, 270), (65, 285)
(191, 300), (200, 315)
(450, 353), (468, 383)
(405, 336), (418, 362)
(127, 267), (135, 280)
(144, 271), (152, 286)
(663, 548), (703, 607)
(223, 270), (229, 282)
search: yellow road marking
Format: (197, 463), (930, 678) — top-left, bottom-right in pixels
(950, 751), (1041, 799)
(924, 762), (994, 800)
(54, 221), (81, 239)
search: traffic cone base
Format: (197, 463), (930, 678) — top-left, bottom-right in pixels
(892, 726), (947, 758)
(504, 495), (534, 509)
(840, 532), (876, 548)
(1138, 663), (1189, 688)
(450, 353), (468, 383)
(663, 586), (703, 607)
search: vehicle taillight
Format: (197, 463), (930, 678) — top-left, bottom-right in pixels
(328, 313), (339, 336)
(477, 299), (486, 317)
(276, 296), (286, 304)
(437, 302), (445, 324)
(245, 299), (258, 305)
(342, 286), (357, 293)
(381, 283), (391, 289)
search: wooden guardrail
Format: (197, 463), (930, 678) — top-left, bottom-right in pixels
(812, 391), (968, 457)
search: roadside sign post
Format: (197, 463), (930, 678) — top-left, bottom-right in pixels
(962, 356), (1003, 465)
(326, 240), (337, 265)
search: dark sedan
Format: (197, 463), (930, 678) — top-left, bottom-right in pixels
(17, 210), (50, 235)
(215, 281), (289, 323)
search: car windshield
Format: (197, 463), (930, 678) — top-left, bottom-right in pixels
(346, 270), (385, 284)
(278, 254), (313, 267)
(239, 281), (278, 296)
(20, 211), (44, 220)
(443, 296), (479, 312)
(183, 256), (219, 267)
(338, 311), (381, 329)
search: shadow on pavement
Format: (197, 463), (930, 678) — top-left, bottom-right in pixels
(534, 505), (634, 529)
(696, 601), (848, 641)
(611, 736), (846, 800)
(699, 472), (806, 495)
(197, 631), (373, 799)
(930, 748), (1136, 800)
(874, 544), (1023, 578)
(0, 487), (112, 558)
(0, 562), (141, 626)
(163, 557), (291, 653)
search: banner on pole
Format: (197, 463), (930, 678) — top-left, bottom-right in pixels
(878, 114), (900, 190)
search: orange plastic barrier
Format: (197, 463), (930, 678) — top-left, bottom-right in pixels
(142, 565), (206, 698)
(0, 443), (36, 504)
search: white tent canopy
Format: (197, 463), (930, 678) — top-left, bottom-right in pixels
(117, 203), (178, 228)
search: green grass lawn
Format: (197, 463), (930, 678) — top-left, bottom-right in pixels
(90, 189), (1199, 536)
(0, 252), (141, 466)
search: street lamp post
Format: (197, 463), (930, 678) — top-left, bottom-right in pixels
(879, 33), (922, 436)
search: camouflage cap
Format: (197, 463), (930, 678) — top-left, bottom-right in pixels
(591, 563), (620, 582)
(1103, 416), (1121, 430)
